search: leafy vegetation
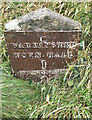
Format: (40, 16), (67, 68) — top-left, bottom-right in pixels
(0, 1), (91, 119)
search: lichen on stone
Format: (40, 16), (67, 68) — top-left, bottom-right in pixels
(5, 8), (81, 32)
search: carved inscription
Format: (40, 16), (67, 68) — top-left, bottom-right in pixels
(18, 69), (65, 77)
(10, 40), (77, 59)
(4, 32), (81, 81)
(10, 41), (76, 49)
(13, 51), (73, 59)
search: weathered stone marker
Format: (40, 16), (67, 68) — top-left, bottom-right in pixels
(4, 8), (81, 82)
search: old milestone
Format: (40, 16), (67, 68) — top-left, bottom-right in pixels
(4, 8), (81, 82)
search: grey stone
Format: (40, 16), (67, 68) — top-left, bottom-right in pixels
(5, 8), (81, 32)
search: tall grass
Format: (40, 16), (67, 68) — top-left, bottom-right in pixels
(29, 46), (91, 118)
(0, 1), (91, 119)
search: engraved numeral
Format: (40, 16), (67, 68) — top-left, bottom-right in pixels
(41, 60), (47, 69)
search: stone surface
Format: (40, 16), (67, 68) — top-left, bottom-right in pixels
(5, 8), (81, 32)
(4, 31), (81, 82)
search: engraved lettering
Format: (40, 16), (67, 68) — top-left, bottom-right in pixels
(24, 43), (31, 48)
(57, 42), (63, 48)
(63, 42), (70, 48)
(18, 43), (24, 49)
(67, 51), (73, 59)
(10, 43), (18, 48)
(54, 52), (61, 58)
(18, 69), (66, 76)
(21, 52), (26, 59)
(10, 41), (78, 49)
(28, 52), (33, 58)
(51, 41), (56, 48)
(47, 52), (53, 58)
(14, 52), (20, 58)
(61, 52), (66, 58)
(35, 52), (41, 58)
(32, 42), (38, 48)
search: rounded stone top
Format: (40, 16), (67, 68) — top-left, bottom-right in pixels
(5, 8), (81, 32)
